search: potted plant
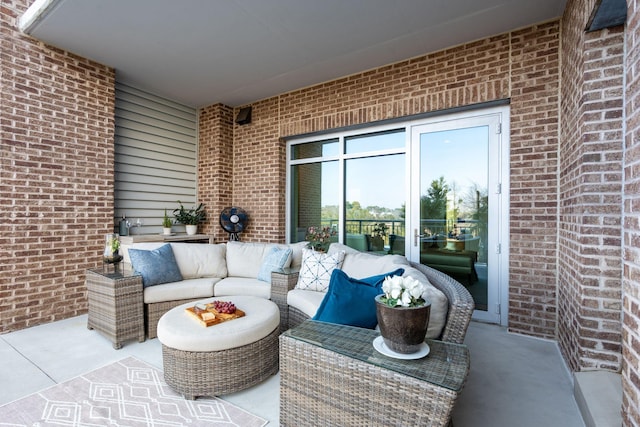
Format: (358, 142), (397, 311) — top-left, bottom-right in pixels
(305, 226), (336, 252)
(375, 275), (431, 354)
(162, 209), (173, 235)
(173, 201), (206, 235)
(370, 222), (388, 251)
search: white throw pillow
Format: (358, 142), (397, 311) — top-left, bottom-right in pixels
(295, 249), (345, 292)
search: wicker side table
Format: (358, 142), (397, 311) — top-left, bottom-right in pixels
(270, 268), (299, 331)
(86, 268), (145, 349)
(280, 320), (470, 427)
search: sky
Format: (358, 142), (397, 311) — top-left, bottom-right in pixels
(321, 125), (489, 210)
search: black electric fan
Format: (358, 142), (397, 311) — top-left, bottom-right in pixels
(219, 207), (248, 241)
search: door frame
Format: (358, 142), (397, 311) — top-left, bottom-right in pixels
(407, 106), (510, 325)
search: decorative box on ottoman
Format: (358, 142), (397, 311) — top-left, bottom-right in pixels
(157, 295), (280, 400)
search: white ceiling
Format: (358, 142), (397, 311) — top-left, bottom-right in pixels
(20, 0), (567, 108)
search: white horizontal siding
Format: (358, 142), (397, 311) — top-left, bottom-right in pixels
(114, 82), (198, 234)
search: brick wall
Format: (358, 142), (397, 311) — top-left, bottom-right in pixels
(508, 23), (561, 339)
(197, 103), (234, 241)
(623, 0), (640, 424)
(558, 0), (625, 372)
(0, 0), (115, 332)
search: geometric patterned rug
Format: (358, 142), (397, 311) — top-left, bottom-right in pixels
(0, 357), (268, 426)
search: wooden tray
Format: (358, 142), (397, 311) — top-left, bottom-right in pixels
(185, 304), (245, 327)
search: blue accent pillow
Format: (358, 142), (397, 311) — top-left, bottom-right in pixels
(257, 247), (292, 283)
(128, 244), (183, 287)
(313, 268), (405, 329)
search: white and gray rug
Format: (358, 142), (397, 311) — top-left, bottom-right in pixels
(0, 356), (267, 426)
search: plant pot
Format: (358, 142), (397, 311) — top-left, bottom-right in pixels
(370, 236), (384, 251)
(375, 294), (431, 354)
(185, 224), (198, 235)
(162, 227), (172, 235)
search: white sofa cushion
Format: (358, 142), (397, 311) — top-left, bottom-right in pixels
(226, 241), (288, 278)
(276, 241), (308, 269)
(328, 243), (409, 278)
(143, 277), (220, 304)
(214, 277), (271, 299)
(169, 243), (227, 279)
(287, 288), (328, 318)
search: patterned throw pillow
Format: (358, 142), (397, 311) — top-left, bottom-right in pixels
(295, 249), (346, 292)
(257, 247), (293, 283)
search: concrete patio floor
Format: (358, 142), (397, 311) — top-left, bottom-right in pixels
(0, 316), (585, 426)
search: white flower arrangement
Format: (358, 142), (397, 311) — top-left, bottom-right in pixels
(380, 275), (428, 307)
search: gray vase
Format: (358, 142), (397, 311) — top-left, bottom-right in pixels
(375, 294), (431, 354)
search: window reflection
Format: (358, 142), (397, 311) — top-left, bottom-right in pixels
(290, 161), (339, 243)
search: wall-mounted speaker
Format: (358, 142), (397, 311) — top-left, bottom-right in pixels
(236, 106), (252, 125)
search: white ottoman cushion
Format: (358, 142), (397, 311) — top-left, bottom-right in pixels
(157, 296), (279, 352)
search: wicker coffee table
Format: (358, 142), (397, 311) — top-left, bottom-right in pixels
(157, 295), (280, 400)
(279, 320), (470, 427)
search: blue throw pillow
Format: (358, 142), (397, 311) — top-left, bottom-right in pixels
(313, 268), (405, 329)
(257, 247), (292, 283)
(128, 244), (183, 287)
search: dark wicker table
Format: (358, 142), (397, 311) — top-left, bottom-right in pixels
(86, 268), (145, 349)
(279, 320), (470, 427)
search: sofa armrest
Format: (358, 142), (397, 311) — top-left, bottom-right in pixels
(271, 268), (299, 331)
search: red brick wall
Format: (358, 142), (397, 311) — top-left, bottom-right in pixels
(197, 103), (234, 241)
(624, 0), (640, 424)
(559, 0), (625, 372)
(208, 23), (561, 339)
(0, 0), (115, 332)
(508, 23), (561, 339)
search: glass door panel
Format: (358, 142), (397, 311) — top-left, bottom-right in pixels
(410, 112), (505, 323)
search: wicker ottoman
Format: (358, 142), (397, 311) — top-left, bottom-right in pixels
(157, 295), (280, 400)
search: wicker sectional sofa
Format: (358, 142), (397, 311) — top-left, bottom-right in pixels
(270, 243), (475, 344)
(123, 240), (474, 344)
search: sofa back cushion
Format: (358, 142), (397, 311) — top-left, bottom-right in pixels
(328, 243), (409, 278)
(126, 242), (227, 279)
(225, 241), (288, 278)
(169, 243), (227, 279)
(401, 266), (448, 338)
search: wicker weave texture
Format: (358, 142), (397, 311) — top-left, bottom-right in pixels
(280, 335), (459, 426)
(162, 327), (280, 399)
(271, 270), (299, 331)
(86, 270), (144, 349)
